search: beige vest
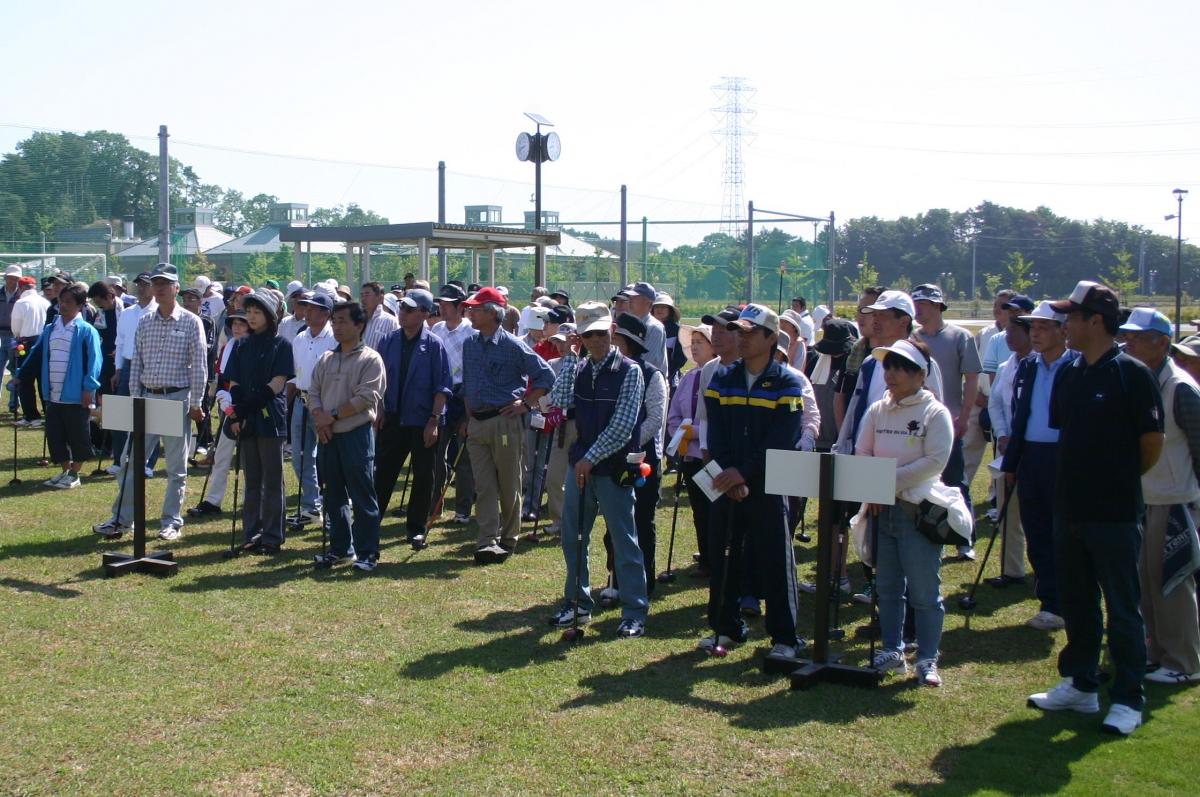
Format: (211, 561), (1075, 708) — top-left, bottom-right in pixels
(1142, 359), (1200, 506)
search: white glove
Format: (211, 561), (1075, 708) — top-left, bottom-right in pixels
(799, 432), (816, 452)
(216, 389), (232, 414)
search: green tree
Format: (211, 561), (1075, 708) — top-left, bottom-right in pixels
(1105, 250), (1139, 299)
(984, 272), (1003, 298)
(845, 252), (880, 297)
(1003, 252), (1036, 294)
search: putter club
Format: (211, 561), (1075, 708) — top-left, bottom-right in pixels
(286, 401), (310, 531)
(36, 425), (48, 466)
(100, 434), (134, 540)
(395, 466), (410, 517)
(561, 482), (588, 643)
(194, 411), (227, 508)
(221, 426), (244, 560)
(9, 412), (21, 486)
(868, 513), (880, 667)
(526, 431), (554, 543)
(958, 480), (1017, 611)
(426, 440), (466, 533)
(827, 528), (849, 640)
(657, 466), (683, 584)
(707, 495), (739, 658)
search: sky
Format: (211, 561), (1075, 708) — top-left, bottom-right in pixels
(3, 0), (1198, 249)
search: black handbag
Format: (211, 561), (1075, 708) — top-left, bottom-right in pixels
(914, 500), (967, 547)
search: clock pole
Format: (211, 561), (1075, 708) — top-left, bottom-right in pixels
(535, 137), (544, 287)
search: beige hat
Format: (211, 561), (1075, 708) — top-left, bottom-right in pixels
(652, 292), (680, 322)
(576, 301), (613, 334)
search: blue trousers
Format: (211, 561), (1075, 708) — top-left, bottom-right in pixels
(290, 399), (321, 514)
(319, 423), (380, 559)
(874, 502), (945, 662)
(561, 472), (648, 621)
(1054, 518), (1146, 710)
(1017, 442), (1059, 614)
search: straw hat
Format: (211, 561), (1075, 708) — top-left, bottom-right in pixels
(652, 292), (680, 322)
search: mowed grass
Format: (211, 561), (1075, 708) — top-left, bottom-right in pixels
(0, 401), (1197, 796)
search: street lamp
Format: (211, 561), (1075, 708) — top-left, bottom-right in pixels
(1167, 188), (1188, 340)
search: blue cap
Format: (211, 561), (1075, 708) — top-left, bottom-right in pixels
(400, 288), (435, 312)
(298, 291), (334, 312)
(1119, 307), (1172, 336)
(1003, 295), (1035, 314)
(150, 263), (179, 282)
(912, 283), (947, 308)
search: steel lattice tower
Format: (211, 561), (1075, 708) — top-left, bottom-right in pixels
(712, 77), (755, 236)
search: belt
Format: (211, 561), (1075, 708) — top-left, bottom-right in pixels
(472, 408), (502, 422)
(142, 385), (188, 395)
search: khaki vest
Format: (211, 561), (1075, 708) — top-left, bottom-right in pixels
(1142, 359), (1200, 506)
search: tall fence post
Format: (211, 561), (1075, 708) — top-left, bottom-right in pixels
(619, 185), (628, 288)
(746, 201), (755, 304)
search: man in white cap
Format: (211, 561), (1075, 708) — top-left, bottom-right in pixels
(278, 281), (307, 344)
(0, 264), (20, 388)
(288, 291), (338, 525)
(1118, 307), (1200, 685)
(106, 275), (135, 308)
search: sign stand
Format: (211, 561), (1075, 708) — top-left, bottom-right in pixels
(761, 450), (896, 689)
(100, 395), (183, 577)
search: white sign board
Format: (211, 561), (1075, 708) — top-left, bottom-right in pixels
(764, 450), (898, 505)
(100, 394), (189, 438)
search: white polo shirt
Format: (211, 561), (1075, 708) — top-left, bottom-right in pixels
(291, 324), (336, 391)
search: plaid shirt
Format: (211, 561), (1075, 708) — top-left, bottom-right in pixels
(129, 303), (208, 409)
(363, 304), (399, 352)
(461, 326), (554, 411)
(549, 347), (645, 464)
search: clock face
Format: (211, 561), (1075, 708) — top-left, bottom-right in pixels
(544, 131), (561, 162)
(515, 132), (532, 162)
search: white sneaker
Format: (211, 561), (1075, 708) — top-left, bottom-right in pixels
(144, 467), (154, 478)
(985, 507), (999, 523)
(54, 472), (81, 489)
(158, 525), (182, 541)
(42, 471), (68, 487)
(915, 658), (942, 687)
(14, 418), (29, 427)
(1101, 703), (1143, 736)
(28, 418), (44, 429)
(1027, 678), (1100, 713)
(1027, 611), (1066, 631)
(105, 464), (122, 476)
(92, 519), (127, 537)
(1145, 666), (1199, 684)
(769, 643), (800, 659)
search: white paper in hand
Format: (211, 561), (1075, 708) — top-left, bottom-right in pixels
(667, 420), (691, 457)
(691, 460), (726, 503)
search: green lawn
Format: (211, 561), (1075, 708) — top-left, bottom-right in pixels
(0, 404), (1196, 796)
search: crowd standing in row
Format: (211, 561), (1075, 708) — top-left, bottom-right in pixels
(3, 259), (1198, 736)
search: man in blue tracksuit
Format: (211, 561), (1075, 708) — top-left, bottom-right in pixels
(701, 303), (807, 658)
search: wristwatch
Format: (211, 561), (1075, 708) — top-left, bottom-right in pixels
(331, 408), (340, 421)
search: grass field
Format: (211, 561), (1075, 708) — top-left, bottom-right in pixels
(0, 406), (1197, 796)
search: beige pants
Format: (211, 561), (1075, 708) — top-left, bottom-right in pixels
(994, 474), (1026, 578)
(467, 413), (526, 547)
(1140, 504), (1200, 673)
(546, 419), (578, 529)
(963, 403), (989, 493)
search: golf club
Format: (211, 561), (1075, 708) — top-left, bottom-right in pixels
(828, 528), (848, 641)
(425, 440), (466, 535)
(193, 411), (226, 509)
(286, 400), (309, 531)
(36, 424), (48, 467)
(958, 479), (1017, 611)
(707, 494), (740, 658)
(392, 465), (410, 517)
(526, 430), (554, 543)
(99, 434), (133, 539)
(9, 411), (20, 486)
(221, 424), (245, 560)
(868, 513), (880, 667)
(561, 482), (589, 643)
(656, 466), (684, 584)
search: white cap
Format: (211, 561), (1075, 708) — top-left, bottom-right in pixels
(862, 290), (916, 318)
(496, 285), (510, 298)
(3, 264), (21, 277)
(812, 305), (831, 326)
(382, 294), (400, 316)
(286, 280), (305, 297)
(192, 275), (211, 291)
(1019, 300), (1066, 324)
(526, 305), (550, 331)
(871, 339), (929, 372)
(210, 281), (224, 293)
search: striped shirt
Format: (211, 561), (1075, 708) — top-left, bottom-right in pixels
(548, 348), (645, 464)
(48, 317), (77, 402)
(129, 303), (208, 409)
(363, 304), (399, 352)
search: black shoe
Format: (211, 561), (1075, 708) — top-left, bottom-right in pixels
(187, 500), (221, 517)
(986, 574), (1025, 588)
(474, 544), (510, 565)
(408, 532), (427, 550)
(521, 511), (538, 523)
(252, 543), (282, 556)
(498, 538), (517, 554)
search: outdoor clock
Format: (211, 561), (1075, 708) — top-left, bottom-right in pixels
(515, 132), (533, 162)
(543, 131), (562, 162)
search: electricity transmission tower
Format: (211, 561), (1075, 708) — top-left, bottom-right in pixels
(712, 76), (755, 236)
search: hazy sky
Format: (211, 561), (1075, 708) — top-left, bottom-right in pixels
(4, 0), (1197, 247)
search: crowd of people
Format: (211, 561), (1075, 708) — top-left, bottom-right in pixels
(2, 259), (1198, 737)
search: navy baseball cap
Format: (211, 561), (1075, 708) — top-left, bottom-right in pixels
(438, 283), (468, 302)
(150, 263), (179, 282)
(298, 292), (334, 312)
(400, 288), (435, 312)
(1003, 295), (1035, 314)
(912, 283), (947, 309)
(701, 305), (741, 326)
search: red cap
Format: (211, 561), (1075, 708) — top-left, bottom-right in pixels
(236, 285), (252, 295)
(463, 286), (507, 308)
(17, 276), (35, 287)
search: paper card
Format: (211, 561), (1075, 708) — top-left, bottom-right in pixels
(667, 420), (691, 457)
(764, 450), (897, 505)
(691, 459), (726, 503)
(530, 413), (546, 430)
(986, 456), (1005, 478)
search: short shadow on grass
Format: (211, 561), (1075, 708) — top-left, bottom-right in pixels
(894, 712), (1123, 796)
(939, 623), (1055, 665)
(560, 647), (916, 730)
(0, 576), (84, 598)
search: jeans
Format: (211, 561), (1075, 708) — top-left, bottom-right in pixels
(290, 399), (321, 514)
(874, 501), (945, 662)
(561, 472), (648, 621)
(241, 436), (286, 546)
(634, 462), (661, 594)
(320, 423), (380, 559)
(111, 388), (191, 530)
(1054, 517), (1146, 710)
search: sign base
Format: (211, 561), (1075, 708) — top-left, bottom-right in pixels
(767, 655), (883, 689)
(102, 550), (178, 578)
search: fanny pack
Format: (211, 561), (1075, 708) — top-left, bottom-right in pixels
(914, 500), (969, 547)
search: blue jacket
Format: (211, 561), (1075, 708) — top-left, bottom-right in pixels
(378, 325), (453, 427)
(19, 317), (102, 404)
(703, 359), (806, 493)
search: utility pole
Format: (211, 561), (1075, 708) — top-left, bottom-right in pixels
(158, 125), (170, 263)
